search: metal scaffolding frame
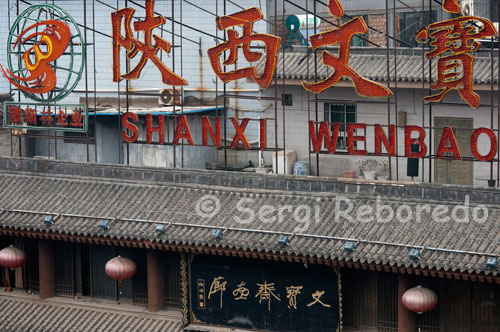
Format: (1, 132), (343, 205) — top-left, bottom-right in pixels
(4, 0), (500, 186)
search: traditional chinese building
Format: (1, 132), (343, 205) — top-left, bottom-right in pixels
(2, 0), (500, 187)
(0, 157), (499, 331)
(1, 0), (500, 331)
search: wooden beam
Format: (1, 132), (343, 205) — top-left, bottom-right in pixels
(1, 227), (498, 284)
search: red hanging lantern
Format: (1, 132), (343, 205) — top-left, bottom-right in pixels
(0, 245), (27, 269)
(105, 256), (137, 281)
(402, 286), (438, 314)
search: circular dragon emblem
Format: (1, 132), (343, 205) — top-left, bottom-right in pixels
(1, 4), (84, 103)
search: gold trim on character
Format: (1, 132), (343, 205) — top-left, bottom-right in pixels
(181, 253), (189, 326)
(337, 266), (342, 332)
(191, 312), (202, 324)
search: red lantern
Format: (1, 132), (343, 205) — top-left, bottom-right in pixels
(402, 286), (438, 314)
(105, 256), (136, 281)
(0, 245), (27, 269)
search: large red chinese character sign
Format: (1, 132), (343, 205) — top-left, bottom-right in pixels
(302, 0), (393, 98)
(1, 4), (87, 133)
(1, 20), (70, 95)
(416, 0), (498, 108)
(112, 0), (188, 86)
(0, 4), (84, 103)
(208, 7), (281, 89)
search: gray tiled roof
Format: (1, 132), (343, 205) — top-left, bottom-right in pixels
(264, 51), (499, 85)
(0, 295), (183, 332)
(0, 167), (499, 277)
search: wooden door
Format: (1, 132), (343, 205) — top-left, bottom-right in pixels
(434, 117), (473, 185)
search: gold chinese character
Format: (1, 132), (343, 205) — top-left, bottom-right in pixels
(255, 281), (281, 311)
(208, 276), (227, 308)
(286, 285), (303, 309)
(232, 281), (250, 300)
(307, 290), (331, 308)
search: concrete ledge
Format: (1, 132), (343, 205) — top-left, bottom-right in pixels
(0, 156), (499, 205)
(186, 324), (269, 332)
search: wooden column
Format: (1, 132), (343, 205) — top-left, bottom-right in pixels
(147, 249), (165, 312)
(398, 274), (415, 332)
(38, 240), (55, 299)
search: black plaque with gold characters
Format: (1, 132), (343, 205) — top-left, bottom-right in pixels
(190, 255), (340, 332)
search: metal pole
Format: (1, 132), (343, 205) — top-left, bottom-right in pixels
(274, 0), (279, 175)
(93, 0), (98, 163)
(223, 0), (227, 169)
(216, 0), (219, 168)
(490, 35), (495, 184)
(126, 0), (130, 165)
(421, 0), (426, 182)
(393, 0), (399, 181)
(386, 0), (392, 180)
(84, 0), (90, 162)
(117, 0), (122, 164)
(282, 0), (286, 175)
(498, 0), (500, 187)
(314, 0), (319, 176)
(180, 0), (185, 169)
(172, 0), (180, 169)
(428, 0), (432, 183)
(306, 0), (312, 173)
(172, 0), (177, 168)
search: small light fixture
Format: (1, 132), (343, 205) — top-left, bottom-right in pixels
(486, 257), (498, 269)
(211, 229), (223, 240)
(344, 241), (356, 252)
(99, 219), (110, 230)
(278, 235), (290, 246)
(409, 249), (421, 261)
(43, 215), (54, 225)
(155, 224), (167, 234)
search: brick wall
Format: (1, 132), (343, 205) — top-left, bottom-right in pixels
(367, 14), (387, 47)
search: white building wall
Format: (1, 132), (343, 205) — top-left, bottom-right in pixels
(262, 84), (499, 186)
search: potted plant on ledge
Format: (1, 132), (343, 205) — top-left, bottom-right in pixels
(377, 160), (389, 180)
(358, 159), (381, 180)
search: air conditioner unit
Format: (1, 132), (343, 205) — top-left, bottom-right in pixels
(460, 0), (474, 16)
(159, 88), (182, 106)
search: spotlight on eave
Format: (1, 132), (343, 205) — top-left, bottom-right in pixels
(211, 229), (223, 240)
(344, 241), (356, 252)
(43, 215), (54, 226)
(409, 249), (421, 261)
(155, 224), (167, 234)
(486, 256), (498, 269)
(99, 219), (110, 230)
(278, 235), (290, 246)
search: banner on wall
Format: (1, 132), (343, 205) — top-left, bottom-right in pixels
(190, 256), (341, 332)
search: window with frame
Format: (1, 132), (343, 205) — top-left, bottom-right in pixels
(324, 103), (357, 150)
(399, 10), (437, 47)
